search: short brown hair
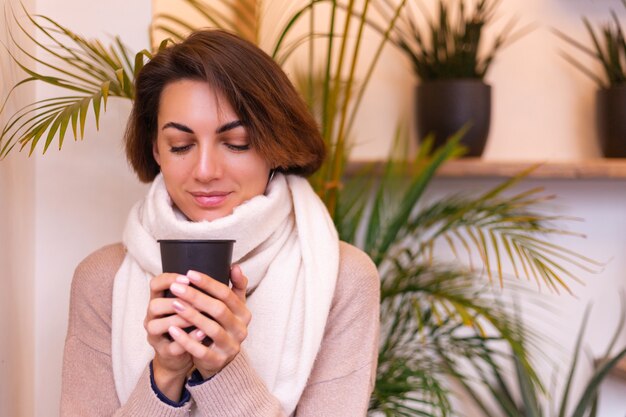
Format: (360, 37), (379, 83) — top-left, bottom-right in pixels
(125, 29), (325, 183)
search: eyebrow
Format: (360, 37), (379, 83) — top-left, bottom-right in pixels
(162, 122), (193, 133)
(161, 120), (243, 134)
(216, 120), (243, 134)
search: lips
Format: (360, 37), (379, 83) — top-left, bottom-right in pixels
(190, 191), (231, 208)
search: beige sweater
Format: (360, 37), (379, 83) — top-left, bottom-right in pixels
(60, 242), (380, 416)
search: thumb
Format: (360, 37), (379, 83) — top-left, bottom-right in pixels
(230, 264), (248, 301)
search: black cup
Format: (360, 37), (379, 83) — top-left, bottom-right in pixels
(158, 239), (235, 344)
(158, 239), (235, 285)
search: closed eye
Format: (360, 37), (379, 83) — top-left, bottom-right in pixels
(170, 144), (194, 154)
(225, 143), (250, 152)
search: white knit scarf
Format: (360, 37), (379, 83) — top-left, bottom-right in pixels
(111, 173), (339, 415)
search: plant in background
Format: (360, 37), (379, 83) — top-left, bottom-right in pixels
(338, 135), (599, 415)
(380, 0), (527, 80)
(365, 0), (530, 157)
(0, 5), (166, 158)
(553, 0), (626, 89)
(553, 0), (626, 159)
(152, 0), (261, 45)
(448, 300), (626, 417)
(0, 1), (603, 415)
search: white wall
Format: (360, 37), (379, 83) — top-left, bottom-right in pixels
(30, 0), (151, 415)
(0, 1), (35, 416)
(0, 157), (35, 417)
(2, 0), (626, 415)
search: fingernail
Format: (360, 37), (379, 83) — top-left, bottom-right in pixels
(176, 275), (190, 285)
(187, 270), (201, 283)
(170, 283), (186, 295)
(168, 326), (181, 337)
(195, 329), (205, 339)
(172, 300), (185, 312)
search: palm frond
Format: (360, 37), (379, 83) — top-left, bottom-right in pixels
(153, 0), (261, 45)
(388, 168), (603, 293)
(569, 297), (626, 417)
(371, 352), (452, 416)
(358, 132), (466, 264)
(374, 255), (542, 416)
(0, 6), (157, 158)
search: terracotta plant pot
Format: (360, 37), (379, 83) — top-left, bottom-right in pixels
(597, 85), (626, 158)
(416, 79), (491, 157)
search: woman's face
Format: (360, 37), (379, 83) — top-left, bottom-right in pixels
(153, 79), (271, 222)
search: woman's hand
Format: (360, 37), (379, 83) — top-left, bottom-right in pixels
(167, 265), (251, 380)
(145, 273), (206, 400)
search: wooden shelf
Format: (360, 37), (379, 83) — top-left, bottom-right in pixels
(347, 158), (626, 179)
(437, 159), (626, 179)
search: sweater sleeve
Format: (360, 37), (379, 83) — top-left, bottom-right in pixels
(187, 350), (287, 416)
(60, 244), (192, 417)
(186, 242), (380, 417)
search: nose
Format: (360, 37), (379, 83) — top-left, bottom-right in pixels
(193, 144), (222, 182)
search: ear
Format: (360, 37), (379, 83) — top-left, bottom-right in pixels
(152, 140), (161, 166)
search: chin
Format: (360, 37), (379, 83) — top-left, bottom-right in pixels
(192, 208), (233, 223)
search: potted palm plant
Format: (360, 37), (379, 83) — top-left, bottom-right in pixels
(554, 0), (626, 158)
(384, 0), (526, 156)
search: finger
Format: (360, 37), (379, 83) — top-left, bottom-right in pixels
(145, 314), (194, 338)
(167, 329), (205, 356)
(167, 340), (187, 356)
(171, 299), (245, 345)
(168, 325), (224, 364)
(183, 271), (250, 321)
(230, 265), (248, 302)
(150, 273), (189, 299)
(147, 297), (188, 319)
(150, 322), (205, 354)
(192, 328), (206, 342)
(170, 285), (249, 334)
(186, 270), (230, 299)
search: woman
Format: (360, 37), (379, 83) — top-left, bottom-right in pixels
(61, 29), (379, 416)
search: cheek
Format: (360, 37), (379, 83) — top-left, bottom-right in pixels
(234, 164), (269, 195)
(242, 159), (270, 183)
(160, 157), (192, 185)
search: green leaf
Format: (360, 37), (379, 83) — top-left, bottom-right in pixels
(92, 91), (102, 130)
(43, 110), (65, 153)
(571, 346), (626, 417)
(79, 97), (90, 139)
(57, 107), (71, 149)
(558, 304), (592, 417)
(514, 354), (542, 417)
(373, 131), (465, 265)
(1, 8), (139, 156)
(70, 106), (79, 140)
(101, 81), (110, 110)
